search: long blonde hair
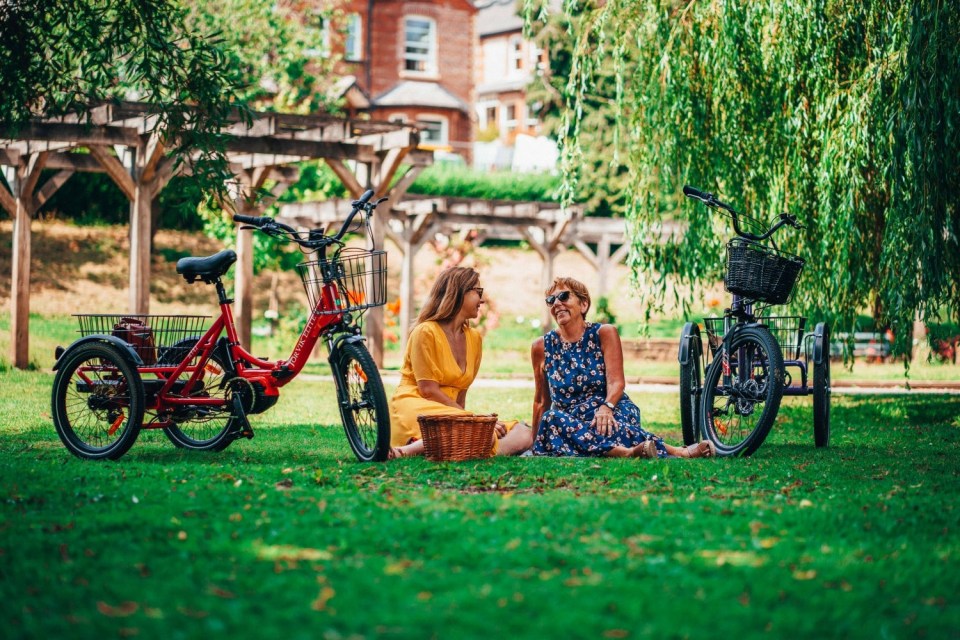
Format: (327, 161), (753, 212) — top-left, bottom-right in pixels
(416, 267), (480, 325)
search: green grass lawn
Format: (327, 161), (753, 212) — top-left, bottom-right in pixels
(2, 368), (958, 638)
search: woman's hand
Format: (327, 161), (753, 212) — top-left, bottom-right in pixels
(590, 406), (619, 436)
(494, 421), (508, 438)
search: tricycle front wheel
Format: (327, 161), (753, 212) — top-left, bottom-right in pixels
(331, 341), (390, 462)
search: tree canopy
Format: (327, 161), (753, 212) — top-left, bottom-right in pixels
(527, 0), (960, 356)
(0, 0), (247, 187)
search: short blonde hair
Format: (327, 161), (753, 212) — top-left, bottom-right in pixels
(546, 277), (591, 316)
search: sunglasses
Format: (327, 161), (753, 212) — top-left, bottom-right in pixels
(469, 287), (484, 299)
(545, 290), (572, 305)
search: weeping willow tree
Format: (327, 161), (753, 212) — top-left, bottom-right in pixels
(525, 0), (960, 357)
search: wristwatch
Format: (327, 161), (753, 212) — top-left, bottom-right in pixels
(602, 400), (616, 410)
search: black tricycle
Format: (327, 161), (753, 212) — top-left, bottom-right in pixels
(678, 186), (831, 457)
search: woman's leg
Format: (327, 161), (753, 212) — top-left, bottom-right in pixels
(496, 421), (533, 456)
(662, 441), (716, 458)
(389, 439), (425, 459)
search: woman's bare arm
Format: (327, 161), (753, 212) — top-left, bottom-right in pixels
(531, 337), (550, 441)
(417, 380), (464, 409)
(598, 324), (626, 406)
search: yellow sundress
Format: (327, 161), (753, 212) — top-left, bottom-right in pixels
(389, 321), (483, 447)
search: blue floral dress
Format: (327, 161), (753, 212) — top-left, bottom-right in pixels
(532, 323), (667, 457)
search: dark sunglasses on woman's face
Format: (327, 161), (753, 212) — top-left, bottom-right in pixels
(469, 287), (484, 299)
(545, 290), (572, 305)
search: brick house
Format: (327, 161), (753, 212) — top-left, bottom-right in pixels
(315, 0), (478, 163)
(474, 0), (547, 145)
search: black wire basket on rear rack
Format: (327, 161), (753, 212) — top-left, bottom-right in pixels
(701, 315), (806, 362)
(296, 247), (388, 317)
(75, 314), (209, 364)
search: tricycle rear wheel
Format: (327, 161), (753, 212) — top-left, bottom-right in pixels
(52, 342), (144, 460)
(813, 322), (831, 448)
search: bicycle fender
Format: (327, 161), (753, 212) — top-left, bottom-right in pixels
(52, 335), (144, 371)
(326, 333), (366, 364)
(678, 322), (702, 365)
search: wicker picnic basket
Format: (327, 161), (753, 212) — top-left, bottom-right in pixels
(417, 414), (498, 462)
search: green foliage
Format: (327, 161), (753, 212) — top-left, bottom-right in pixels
(183, 0), (343, 114)
(527, 0), (960, 358)
(0, 0), (248, 192)
(524, 2), (630, 216)
(593, 296), (617, 326)
(408, 163), (560, 202)
(3, 368), (960, 637)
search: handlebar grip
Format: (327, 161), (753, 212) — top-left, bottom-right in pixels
(352, 189), (375, 207)
(683, 185), (711, 201)
(233, 214), (271, 226)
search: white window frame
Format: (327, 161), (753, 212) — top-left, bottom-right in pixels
(345, 13), (363, 61)
(504, 103), (518, 133)
(403, 16), (437, 75)
(416, 115), (449, 148)
(508, 35), (524, 76)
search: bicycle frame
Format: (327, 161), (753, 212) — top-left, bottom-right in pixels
(141, 270), (347, 418)
(716, 293), (811, 397)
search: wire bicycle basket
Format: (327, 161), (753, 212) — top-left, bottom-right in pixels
(297, 248), (388, 316)
(701, 315), (806, 361)
(725, 238), (805, 304)
(75, 314), (209, 364)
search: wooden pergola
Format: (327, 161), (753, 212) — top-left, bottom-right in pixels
(278, 195), (686, 352)
(1, 102), (426, 369)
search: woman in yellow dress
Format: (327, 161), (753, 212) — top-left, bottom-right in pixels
(388, 267), (533, 459)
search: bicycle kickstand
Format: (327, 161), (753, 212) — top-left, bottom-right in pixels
(229, 394), (255, 441)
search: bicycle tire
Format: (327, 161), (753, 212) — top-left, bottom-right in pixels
(331, 341), (390, 462)
(52, 342), (144, 460)
(679, 332), (702, 446)
(155, 338), (235, 452)
(813, 323), (831, 448)
(700, 325), (784, 457)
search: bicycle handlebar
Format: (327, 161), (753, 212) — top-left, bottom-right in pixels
(233, 189), (384, 250)
(683, 184), (803, 242)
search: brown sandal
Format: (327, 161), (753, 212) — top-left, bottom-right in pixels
(630, 439), (658, 459)
(387, 446), (405, 460)
(684, 441), (717, 458)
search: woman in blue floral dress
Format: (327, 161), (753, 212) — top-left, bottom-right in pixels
(531, 277), (716, 459)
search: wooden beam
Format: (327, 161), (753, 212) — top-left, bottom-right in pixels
(0, 148), (20, 165)
(1, 122), (141, 147)
(88, 146), (135, 201)
(0, 181), (15, 217)
(21, 152), (50, 200)
(324, 159), (364, 197)
(139, 133), (165, 183)
(224, 136), (375, 162)
(43, 153), (105, 172)
(35, 170), (75, 209)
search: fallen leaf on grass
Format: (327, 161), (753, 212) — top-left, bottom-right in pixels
(207, 585), (235, 599)
(603, 630), (629, 638)
(97, 601), (139, 617)
(255, 543), (332, 562)
(792, 569), (817, 580)
(275, 479), (294, 490)
(311, 586), (335, 611)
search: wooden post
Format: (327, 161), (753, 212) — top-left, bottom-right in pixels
(10, 186), (31, 369)
(129, 181), (152, 314)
